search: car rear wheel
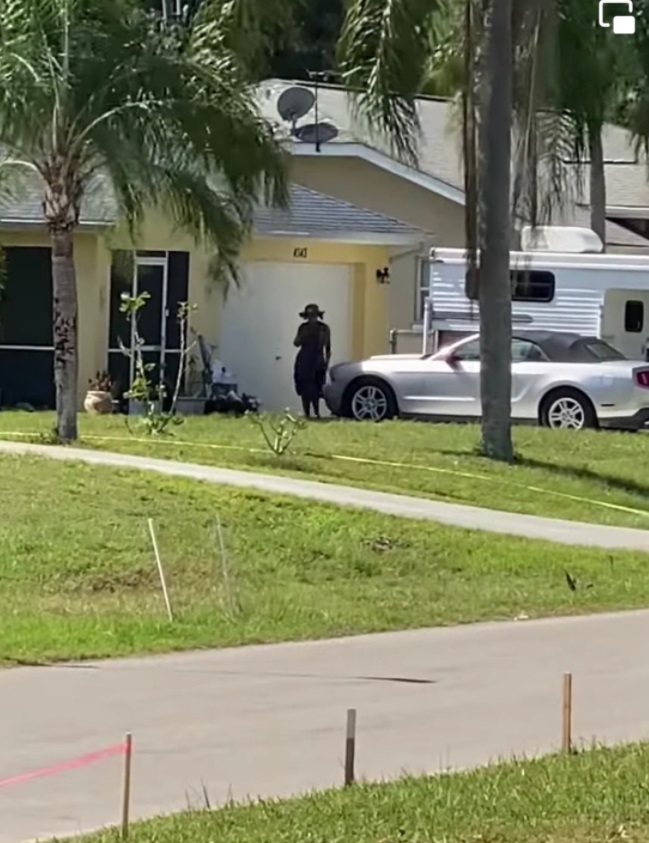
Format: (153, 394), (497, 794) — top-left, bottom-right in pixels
(540, 389), (597, 431)
(345, 378), (396, 422)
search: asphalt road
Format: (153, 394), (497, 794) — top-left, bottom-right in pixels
(0, 440), (647, 549)
(2, 610), (649, 842)
(1, 440), (648, 842)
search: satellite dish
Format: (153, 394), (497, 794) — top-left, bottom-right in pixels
(277, 87), (315, 123)
(294, 122), (339, 145)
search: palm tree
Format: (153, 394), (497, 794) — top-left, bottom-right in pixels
(476, 0), (514, 460)
(338, 0), (516, 460)
(512, 0), (637, 249)
(0, 0), (287, 442)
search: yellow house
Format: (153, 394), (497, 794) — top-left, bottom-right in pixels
(9, 79), (649, 414)
(0, 181), (424, 413)
(258, 78), (649, 353)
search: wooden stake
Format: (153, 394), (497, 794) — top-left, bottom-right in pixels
(121, 733), (133, 839)
(562, 672), (573, 752)
(148, 518), (173, 622)
(344, 708), (356, 786)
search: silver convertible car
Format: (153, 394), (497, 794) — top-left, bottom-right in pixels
(322, 330), (649, 430)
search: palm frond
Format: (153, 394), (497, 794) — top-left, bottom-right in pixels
(0, 0), (288, 280)
(337, 0), (445, 165)
(514, 0), (636, 236)
(193, 0), (303, 80)
(625, 0), (649, 158)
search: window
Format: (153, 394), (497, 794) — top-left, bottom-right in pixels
(452, 338), (481, 361)
(624, 300), (644, 333)
(465, 269), (556, 303)
(511, 270), (555, 302)
(511, 339), (549, 362)
(574, 339), (627, 362)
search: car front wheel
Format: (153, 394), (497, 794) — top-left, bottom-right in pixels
(540, 389), (597, 431)
(346, 378), (396, 422)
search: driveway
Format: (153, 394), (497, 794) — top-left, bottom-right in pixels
(2, 610), (649, 842)
(0, 441), (647, 550)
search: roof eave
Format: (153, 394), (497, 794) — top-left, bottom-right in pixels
(0, 218), (115, 231)
(254, 229), (424, 245)
(290, 141), (466, 207)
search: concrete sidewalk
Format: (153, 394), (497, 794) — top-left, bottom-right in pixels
(0, 439), (648, 550)
(1, 610), (649, 842)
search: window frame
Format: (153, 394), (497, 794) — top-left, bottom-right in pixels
(624, 300), (644, 334)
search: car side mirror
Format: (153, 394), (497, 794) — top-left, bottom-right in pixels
(444, 352), (460, 367)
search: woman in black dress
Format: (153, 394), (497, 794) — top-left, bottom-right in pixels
(293, 303), (331, 418)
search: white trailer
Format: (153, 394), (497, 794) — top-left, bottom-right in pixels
(423, 227), (649, 360)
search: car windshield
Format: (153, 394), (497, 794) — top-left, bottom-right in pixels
(571, 339), (627, 362)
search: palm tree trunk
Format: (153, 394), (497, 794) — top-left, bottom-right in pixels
(51, 227), (79, 441)
(477, 0), (513, 461)
(588, 126), (606, 250)
(463, 0), (479, 300)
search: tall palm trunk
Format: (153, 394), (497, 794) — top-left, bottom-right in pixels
(51, 227), (78, 442)
(588, 126), (607, 250)
(463, 0), (479, 300)
(477, 0), (513, 461)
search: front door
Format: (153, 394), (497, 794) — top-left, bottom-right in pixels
(108, 251), (189, 406)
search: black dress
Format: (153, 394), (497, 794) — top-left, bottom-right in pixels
(293, 321), (330, 403)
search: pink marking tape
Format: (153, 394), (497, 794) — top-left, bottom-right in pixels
(0, 741), (127, 789)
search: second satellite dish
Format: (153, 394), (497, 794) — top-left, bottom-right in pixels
(277, 87), (315, 123)
(294, 122), (339, 145)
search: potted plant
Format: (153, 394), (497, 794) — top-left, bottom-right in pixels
(84, 371), (114, 415)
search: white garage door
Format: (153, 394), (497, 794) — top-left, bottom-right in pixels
(220, 262), (353, 413)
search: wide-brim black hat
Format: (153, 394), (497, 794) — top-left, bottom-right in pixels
(299, 303), (324, 318)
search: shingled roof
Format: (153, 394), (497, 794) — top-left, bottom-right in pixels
(0, 171), (117, 227)
(258, 78), (649, 251)
(0, 166), (424, 241)
(255, 184), (425, 239)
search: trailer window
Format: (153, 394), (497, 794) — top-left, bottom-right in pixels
(465, 269), (555, 302)
(624, 300), (644, 333)
(511, 270), (555, 302)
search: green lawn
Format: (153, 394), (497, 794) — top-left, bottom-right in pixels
(85, 743), (649, 843)
(0, 411), (648, 528)
(2, 451), (649, 665)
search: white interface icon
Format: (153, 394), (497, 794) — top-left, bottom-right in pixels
(598, 0), (636, 33)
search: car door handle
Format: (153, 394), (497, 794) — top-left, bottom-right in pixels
(275, 355), (282, 361)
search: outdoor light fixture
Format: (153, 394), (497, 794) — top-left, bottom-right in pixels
(376, 267), (390, 284)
